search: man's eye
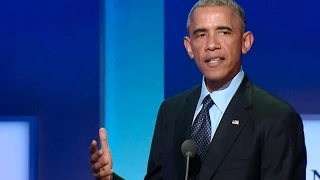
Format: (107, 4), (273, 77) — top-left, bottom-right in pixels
(219, 31), (230, 35)
(197, 33), (206, 38)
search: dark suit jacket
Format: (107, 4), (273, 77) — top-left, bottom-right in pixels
(144, 76), (307, 180)
(112, 173), (124, 180)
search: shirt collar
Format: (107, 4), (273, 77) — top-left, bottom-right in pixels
(196, 67), (245, 113)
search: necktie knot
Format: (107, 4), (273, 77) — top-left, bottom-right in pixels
(202, 94), (214, 110)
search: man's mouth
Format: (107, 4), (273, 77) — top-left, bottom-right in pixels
(205, 57), (224, 63)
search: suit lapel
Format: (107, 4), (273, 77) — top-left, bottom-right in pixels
(173, 85), (201, 180)
(198, 76), (253, 180)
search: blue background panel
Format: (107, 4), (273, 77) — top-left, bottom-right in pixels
(104, 0), (164, 179)
(0, 0), (100, 179)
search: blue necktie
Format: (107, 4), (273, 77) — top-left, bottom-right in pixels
(189, 94), (214, 162)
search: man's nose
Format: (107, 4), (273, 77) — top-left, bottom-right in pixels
(205, 36), (221, 51)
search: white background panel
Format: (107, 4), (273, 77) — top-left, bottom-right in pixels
(302, 115), (320, 179)
(0, 121), (29, 180)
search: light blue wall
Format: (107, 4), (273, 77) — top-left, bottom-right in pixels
(104, 0), (164, 179)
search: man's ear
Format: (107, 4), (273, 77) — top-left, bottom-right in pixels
(184, 36), (194, 59)
(242, 31), (254, 54)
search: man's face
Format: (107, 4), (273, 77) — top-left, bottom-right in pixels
(184, 6), (253, 85)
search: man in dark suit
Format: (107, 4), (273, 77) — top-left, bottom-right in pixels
(90, 0), (307, 179)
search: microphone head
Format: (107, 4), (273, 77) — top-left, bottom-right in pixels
(181, 139), (197, 158)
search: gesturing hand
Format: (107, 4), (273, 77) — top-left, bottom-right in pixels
(90, 128), (113, 180)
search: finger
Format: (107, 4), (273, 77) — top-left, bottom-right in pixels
(90, 149), (104, 163)
(90, 140), (98, 155)
(93, 169), (113, 178)
(92, 157), (109, 173)
(99, 128), (109, 149)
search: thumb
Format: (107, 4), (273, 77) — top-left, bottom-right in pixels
(99, 127), (109, 149)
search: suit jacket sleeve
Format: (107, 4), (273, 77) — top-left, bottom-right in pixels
(112, 173), (124, 180)
(144, 102), (166, 180)
(260, 111), (307, 180)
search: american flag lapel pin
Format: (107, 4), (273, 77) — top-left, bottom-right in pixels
(232, 120), (240, 125)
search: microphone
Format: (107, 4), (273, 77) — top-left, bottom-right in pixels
(181, 139), (197, 180)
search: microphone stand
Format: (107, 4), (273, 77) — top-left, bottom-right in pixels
(185, 153), (191, 180)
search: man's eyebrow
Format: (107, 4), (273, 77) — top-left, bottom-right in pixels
(192, 26), (233, 35)
(216, 26), (233, 31)
(192, 28), (208, 36)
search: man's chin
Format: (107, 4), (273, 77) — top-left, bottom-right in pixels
(203, 72), (225, 83)
(203, 72), (231, 90)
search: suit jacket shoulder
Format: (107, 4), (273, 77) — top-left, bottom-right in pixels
(161, 85), (201, 110)
(252, 85), (297, 111)
(251, 84), (301, 126)
(155, 84), (201, 132)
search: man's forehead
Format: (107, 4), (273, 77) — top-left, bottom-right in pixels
(189, 6), (240, 29)
(191, 6), (235, 20)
